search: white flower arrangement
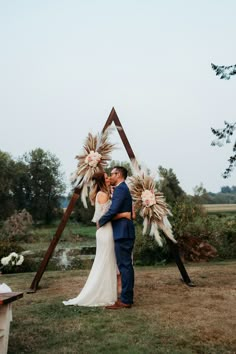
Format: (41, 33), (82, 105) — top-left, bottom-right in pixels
(1, 252), (24, 268)
(84, 150), (102, 167)
(141, 189), (156, 207)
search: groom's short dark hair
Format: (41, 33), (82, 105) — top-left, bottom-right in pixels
(113, 166), (128, 179)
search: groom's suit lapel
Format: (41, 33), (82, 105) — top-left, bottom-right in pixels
(112, 182), (126, 202)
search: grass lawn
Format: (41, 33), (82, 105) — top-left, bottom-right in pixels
(1, 261), (236, 354)
(20, 223), (96, 252)
(28, 222), (96, 242)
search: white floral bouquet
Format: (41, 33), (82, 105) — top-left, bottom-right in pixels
(1, 252), (24, 272)
(128, 172), (177, 247)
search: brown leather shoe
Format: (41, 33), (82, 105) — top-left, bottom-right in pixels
(105, 300), (132, 310)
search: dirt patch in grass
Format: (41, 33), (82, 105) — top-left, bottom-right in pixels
(1, 261), (236, 353)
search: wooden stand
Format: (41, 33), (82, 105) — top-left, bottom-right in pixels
(0, 292), (23, 354)
(29, 107), (194, 291)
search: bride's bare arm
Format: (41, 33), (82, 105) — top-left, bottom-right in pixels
(113, 212), (131, 220)
(97, 191), (109, 204)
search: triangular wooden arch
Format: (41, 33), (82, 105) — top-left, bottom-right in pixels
(28, 107), (194, 292)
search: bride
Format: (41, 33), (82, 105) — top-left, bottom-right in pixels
(63, 171), (131, 307)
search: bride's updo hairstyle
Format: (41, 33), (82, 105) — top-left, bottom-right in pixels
(89, 171), (109, 205)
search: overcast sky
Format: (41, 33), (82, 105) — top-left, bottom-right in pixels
(0, 0), (235, 195)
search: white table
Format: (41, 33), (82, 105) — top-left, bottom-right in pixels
(0, 292), (23, 354)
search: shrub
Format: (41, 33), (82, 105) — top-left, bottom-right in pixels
(201, 215), (236, 259)
(73, 198), (94, 225)
(0, 241), (24, 259)
(0, 242), (25, 274)
(0, 209), (33, 242)
(171, 196), (236, 260)
(171, 196), (206, 238)
(0, 242), (42, 273)
(133, 225), (169, 265)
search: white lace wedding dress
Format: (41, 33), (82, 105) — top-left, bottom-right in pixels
(63, 198), (117, 306)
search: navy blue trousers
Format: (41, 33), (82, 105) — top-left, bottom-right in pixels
(115, 238), (135, 304)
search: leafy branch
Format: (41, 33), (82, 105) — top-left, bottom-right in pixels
(211, 63), (236, 80)
(211, 63), (236, 177)
(211, 122), (236, 178)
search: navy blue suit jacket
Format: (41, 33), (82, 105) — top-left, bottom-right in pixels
(98, 181), (135, 240)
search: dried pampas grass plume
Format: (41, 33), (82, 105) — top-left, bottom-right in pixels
(128, 173), (177, 246)
(72, 128), (115, 207)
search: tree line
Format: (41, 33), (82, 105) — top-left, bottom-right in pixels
(1, 148), (235, 225)
(0, 148), (65, 223)
(0, 151), (187, 225)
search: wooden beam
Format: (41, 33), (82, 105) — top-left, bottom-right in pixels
(102, 107), (136, 159)
(28, 189), (81, 292)
(0, 292), (23, 305)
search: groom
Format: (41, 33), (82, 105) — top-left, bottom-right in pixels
(98, 166), (135, 309)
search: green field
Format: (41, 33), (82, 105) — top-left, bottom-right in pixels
(202, 204), (236, 213)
